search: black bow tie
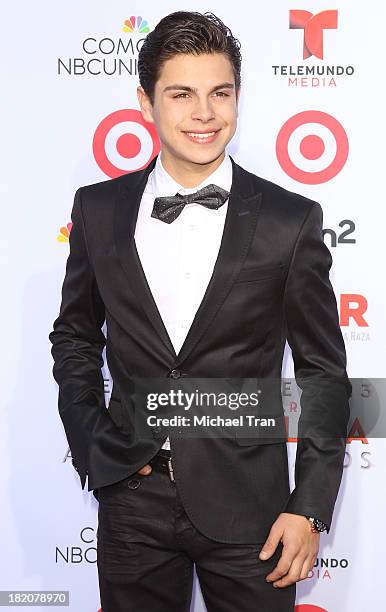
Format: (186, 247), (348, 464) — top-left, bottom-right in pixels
(151, 183), (230, 224)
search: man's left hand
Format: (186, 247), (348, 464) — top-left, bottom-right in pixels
(259, 512), (320, 587)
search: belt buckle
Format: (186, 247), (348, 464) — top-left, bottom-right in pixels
(167, 457), (175, 482)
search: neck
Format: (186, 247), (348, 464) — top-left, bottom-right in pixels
(160, 149), (225, 189)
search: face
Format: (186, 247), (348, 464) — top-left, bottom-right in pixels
(137, 52), (239, 169)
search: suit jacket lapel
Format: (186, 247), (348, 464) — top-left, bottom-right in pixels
(114, 155), (177, 359)
(175, 158), (262, 365)
(114, 154), (263, 366)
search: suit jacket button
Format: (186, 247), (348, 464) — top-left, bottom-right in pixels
(127, 478), (141, 490)
(169, 369), (182, 378)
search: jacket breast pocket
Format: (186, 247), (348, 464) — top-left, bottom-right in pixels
(234, 412), (287, 445)
(235, 263), (287, 284)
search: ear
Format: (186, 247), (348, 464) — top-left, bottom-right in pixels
(236, 87), (240, 117)
(137, 86), (155, 124)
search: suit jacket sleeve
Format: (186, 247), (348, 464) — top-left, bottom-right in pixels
(282, 200), (352, 533)
(49, 187), (106, 489)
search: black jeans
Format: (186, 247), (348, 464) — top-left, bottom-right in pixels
(96, 466), (296, 612)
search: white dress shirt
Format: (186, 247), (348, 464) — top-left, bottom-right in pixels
(134, 151), (233, 449)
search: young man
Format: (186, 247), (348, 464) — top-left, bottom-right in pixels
(49, 10), (351, 612)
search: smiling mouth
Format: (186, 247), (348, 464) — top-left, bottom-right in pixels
(183, 130), (221, 143)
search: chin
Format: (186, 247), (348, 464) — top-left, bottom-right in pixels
(183, 148), (225, 166)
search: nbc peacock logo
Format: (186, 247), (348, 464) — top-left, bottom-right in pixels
(57, 222), (72, 243)
(122, 16), (150, 34)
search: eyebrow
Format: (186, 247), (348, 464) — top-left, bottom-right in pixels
(163, 82), (235, 93)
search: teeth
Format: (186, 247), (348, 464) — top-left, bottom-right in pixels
(186, 132), (216, 139)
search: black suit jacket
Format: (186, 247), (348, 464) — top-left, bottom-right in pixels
(49, 155), (351, 543)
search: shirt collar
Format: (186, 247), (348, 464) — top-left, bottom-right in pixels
(150, 151), (233, 198)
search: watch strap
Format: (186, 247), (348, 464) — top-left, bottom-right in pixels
(306, 516), (328, 533)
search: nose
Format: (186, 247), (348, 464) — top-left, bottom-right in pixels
(191, 97), (215, 122)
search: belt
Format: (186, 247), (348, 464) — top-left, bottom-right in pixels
(149, 449), (175, 482)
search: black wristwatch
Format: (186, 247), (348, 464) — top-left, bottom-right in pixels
(305, 516), (328, 533)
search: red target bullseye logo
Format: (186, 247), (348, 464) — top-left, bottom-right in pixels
(276, 110), (348, 184)
(93, 109), (160, 178)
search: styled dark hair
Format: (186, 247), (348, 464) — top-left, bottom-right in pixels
(138, 11), (242, 104)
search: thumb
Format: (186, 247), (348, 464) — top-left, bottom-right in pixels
(259, 529), (281, 560)
(137, 463), (152, 475)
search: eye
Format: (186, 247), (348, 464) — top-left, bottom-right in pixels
(172, 91), (230, 99)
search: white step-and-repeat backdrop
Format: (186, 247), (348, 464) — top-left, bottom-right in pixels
(2, 1), (385, 610)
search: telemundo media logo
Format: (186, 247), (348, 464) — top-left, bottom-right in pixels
(272, 9), (354, 87)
